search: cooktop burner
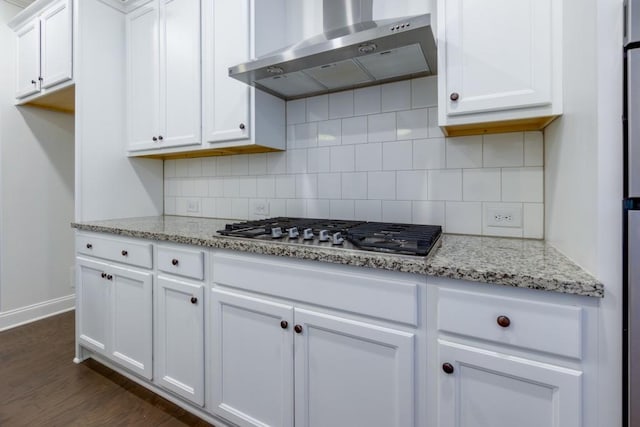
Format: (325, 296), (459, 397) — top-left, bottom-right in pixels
(218, 217), (442, 257)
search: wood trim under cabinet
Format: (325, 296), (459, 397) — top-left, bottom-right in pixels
(16, 84), (75, 113)
(441, 115), (559, 137)
(134, 144), (283, 160)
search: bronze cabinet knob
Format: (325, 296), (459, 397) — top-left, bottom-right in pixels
(152, 136), (158, 141)
(442, 362), (454, 374)
(497, 315), (511, 328)
(121, 250), (128, 256)
(294, 325), (303, 334)
(172, 258), (179, 266)
(86, 243), (93, 249)
(239, 123), (246, 130)
(280, 320), (289, 329)
(190, 296), (198, 304)
(450, 92), (460, 101)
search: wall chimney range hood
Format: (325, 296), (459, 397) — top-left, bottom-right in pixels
(228, 0), (437, 100)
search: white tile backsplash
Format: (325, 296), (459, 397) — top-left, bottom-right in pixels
(329, 91), (354, 119)
(483, 133), (524, 167)
(367, 112), (396, 142)
(397, 108), (428, 140)
(446, 136), (483, 168)
(381, 81), (411, 112)
(354, 86), (381, 116)
(382, 140), (412, 171)
(164, 78), (545, 238)
(306, 95), (329, 122)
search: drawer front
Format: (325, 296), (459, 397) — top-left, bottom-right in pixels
(77, 233), (152, 269)
(157, 246), (204, 280)
(437, 288), (583, 359)
(212, 252), (419, 326)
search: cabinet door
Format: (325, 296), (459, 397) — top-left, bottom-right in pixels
(294, 308), (415, 427)
(210, 289), (294, 427)
(77, 257), (110, 355)
(40, 0), (72, 90)
(156, 276), (204, 406)
(442, 0), (552, 116)
(15, 19), (40, 99)
(159, 0), (201, 148)
(126, 2), (160, 151)
(203, 0), (251, 143)
(438, 341), (582, 427)
(109, 263), (153, 380)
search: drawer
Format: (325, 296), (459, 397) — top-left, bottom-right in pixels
(77, 233), (152, 269)
(212, 252), (419, 326)
(437, 288), (583, 359)
(157, 246), (204, 280)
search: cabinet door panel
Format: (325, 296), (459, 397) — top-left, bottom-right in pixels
(77, 257), (109, 354)
(444, 0), (552, 116)
(294, 308), (415, 427)
(15, 20), (40, 98)
(127, 2), (160, 151)
(156, 276), (204, 406)
(40, 0), (72, 89)
(160, 0), (201, 148)
(204, 0), (251, 143)
(438, 340), (582, 427)
(210, 289), (294, 427)
(110, 264), (153, 380)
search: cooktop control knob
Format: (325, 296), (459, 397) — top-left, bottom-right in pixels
(319, 230), (330, 242)
(288, 227), (299, 239)
(303, 228), (314, 240)
(271, 227), (283, 239)
(332, 232), (344, 245)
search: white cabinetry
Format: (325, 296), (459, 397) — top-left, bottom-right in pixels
(77, 256), (153, 379)
(156, 275), (205, 406)
(209, 252), (419, 427)
(437, 341), (581, 427)
(126, 0), (201, 152)
(437, 0), (562, 136)
(10, 0), (73, 104)
(201, 0), (285, 154)
(428, 279), (591, 427)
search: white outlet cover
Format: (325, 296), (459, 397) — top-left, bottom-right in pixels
(486, 206), (522, 228)
(250, 199), (270, 216)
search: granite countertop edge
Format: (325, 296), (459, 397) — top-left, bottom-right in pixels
(71, 219), (604, 299)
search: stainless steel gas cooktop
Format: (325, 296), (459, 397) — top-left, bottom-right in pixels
(217, 217), (442, 257)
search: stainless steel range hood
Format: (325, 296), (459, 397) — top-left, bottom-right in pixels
(228, 0), (437, 100)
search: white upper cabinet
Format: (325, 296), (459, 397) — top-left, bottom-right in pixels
(202, 0), (285, 153)
(127, 2), (160, 151)
(11, 0), (73, 101)
(126, 0), (201, 153)
(438, 0), (562, 136)
(40, 0), (72, 89)
(15, 20), (41, 99)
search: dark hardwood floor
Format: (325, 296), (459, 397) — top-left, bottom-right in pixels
(0, 311), (214, 427)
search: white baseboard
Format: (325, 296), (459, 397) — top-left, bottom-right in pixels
(0, 294), (75, 332)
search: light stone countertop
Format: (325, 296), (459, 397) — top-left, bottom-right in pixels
(71, 215), (604, 298)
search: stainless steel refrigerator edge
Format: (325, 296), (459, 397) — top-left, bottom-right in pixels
(624, 1), (640, 425)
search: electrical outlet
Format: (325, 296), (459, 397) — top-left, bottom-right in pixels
(187, 199), (200, 213)
(251, 200), (269, 216)
(487, 206), (522, 228)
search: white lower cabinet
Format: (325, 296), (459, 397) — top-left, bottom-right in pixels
(437, 341), (582, 427)
(293, 308), (415, 427)
(155, 275), (205, 406)
(209, 287), (415, 427)
(210, 289), (294, 427)
(77, 256), (153, 379)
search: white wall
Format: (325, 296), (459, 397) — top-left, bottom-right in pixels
(0, 0), (75, 328)
(165, 77), (545, 238)
(544, 0), (623, 425)
(74, 0), (163, 222)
